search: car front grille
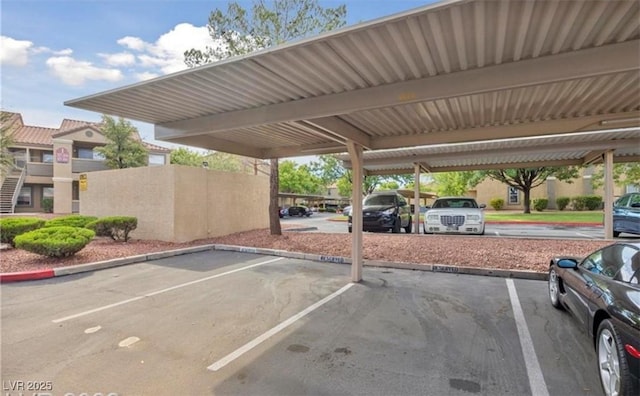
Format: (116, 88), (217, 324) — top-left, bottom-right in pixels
(440, 215), (465, 226)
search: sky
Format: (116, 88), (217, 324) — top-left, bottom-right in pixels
(1, 0), (432, 159)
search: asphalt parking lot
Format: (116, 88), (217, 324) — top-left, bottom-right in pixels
(2, 250), (604, 395)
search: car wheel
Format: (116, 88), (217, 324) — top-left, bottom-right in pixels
(392, 218), (401, 233)
(613, 230), (621, 238)
(548, 267), (564, 310)
(348, 226), (352, 233)
(597, 319), (632, 396)
(404, 218), (412, 233)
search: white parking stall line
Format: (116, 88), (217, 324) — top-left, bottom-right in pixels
(208, 283), (354, 372)
(576, 232), (595, 239)
(506, 279), (549, 396)
(52, 257), (285, 323)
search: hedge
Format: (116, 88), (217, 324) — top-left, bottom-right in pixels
(533, 198), (548, 212)
(571, 195), (603, 211)
(556, 197), (570, 211)
(0, 217), (46, 247)
(86, 216), (137, 242)
(489, 198), (505, 210)
(14, 226), (95, 258)
(45, 215), (98, 228)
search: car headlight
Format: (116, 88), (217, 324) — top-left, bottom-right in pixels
(467, 214), (481, 221)
(383, 208), (396, 215)
(427, 214), (439, 221)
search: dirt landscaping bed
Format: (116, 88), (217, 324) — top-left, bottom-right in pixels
(1, 228), (611, 274)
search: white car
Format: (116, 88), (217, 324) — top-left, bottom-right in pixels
(424, 197), (485, 235)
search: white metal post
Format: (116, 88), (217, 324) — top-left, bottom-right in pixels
(414, 163), (421, 234)
(347, 141), (363, 282)
(604, 150), (614, 239)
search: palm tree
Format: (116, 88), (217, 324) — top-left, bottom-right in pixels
(0, 112), (17, 177)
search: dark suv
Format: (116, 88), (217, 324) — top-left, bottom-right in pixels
(348, 191), (412, 233)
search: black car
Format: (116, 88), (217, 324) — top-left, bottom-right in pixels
(348, 191), (411, 233)
(613, 192), (640, 237)
(287, 205), (312, 217)
(548, 242), (640, 396)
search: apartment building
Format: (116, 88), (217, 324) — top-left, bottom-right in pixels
(472, 166), (632, 210)
(0, 112), (170, 214)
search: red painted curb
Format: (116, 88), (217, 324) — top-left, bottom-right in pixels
(0, 269), (55, 283)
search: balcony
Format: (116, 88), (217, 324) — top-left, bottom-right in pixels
(26, 162), (53, 177)
(72, 158), (110, 173)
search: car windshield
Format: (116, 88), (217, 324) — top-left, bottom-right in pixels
(432, 199), (478, 209)
(364, 195), (395, 206)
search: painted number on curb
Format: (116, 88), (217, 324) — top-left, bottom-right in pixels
(239, 247), (258, 254)
(433, 265), (459, 273)
(320, 256), (345, 264)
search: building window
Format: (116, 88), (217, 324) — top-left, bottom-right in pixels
(43, 151), (54, 163)
(148, 154), (165, 166)
(508, 187), (520, 205)
(17, 187), (32, 206)
(10, 149), (26, 168)
(43, 186), (54, 200)
(77, 147), (104, 160)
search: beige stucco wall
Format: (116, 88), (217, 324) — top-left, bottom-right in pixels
(474, 168), (626, 210)
(80, 165), (269, 242)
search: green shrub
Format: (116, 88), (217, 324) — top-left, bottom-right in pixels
(45, 215), (98, 228)
(584, 195), (603, 211)
(489, 198), (505, 210)
(533, 198), (548, 212)
(0, 217), (46, 247)
(571, 196), (587, 211)
(42, 197), (54, 213)
(14, 226), (94, 258)
(326, 207), (337, 213)
(86, 216), (137, 242)
(556, 197), (570, 211)
(318, 208), (326, 213)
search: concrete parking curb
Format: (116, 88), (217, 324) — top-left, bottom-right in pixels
(1, 243), (546, 283)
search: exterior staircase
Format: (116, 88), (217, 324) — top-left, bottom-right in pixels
(0, 168), (25, 214)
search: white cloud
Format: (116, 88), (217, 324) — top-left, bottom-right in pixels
(0, 36), (33, 66)
(118, 23), (213, 75)
(46, 56), (123, 86)
(99, 51), (136, 66)
(117, 36), (148, 51)
(135, 71), (159, 81)
(31, 46), (73, 56)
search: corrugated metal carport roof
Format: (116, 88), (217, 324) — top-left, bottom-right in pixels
(66, 0), (640, 159)
(338, 128), (640, 175)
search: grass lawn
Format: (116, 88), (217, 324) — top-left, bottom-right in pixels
(329, 211), (603, 224)
(484, 211), (603, 223)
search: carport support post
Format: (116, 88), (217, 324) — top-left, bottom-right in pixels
(414, 163), (421, 234)
(347, 141), (363, 282)
(604, 150), (614, 239)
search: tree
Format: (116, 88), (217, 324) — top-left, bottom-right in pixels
(171, 147), (205, 167)
(433, 171), (480, 197)
(0, 112), (17, 177)
(309, 155), (344, 187)
(278, 160), (322, 194)
(336, 171), (413, 197)
(203, 151), (244, 173)
(310, 155), (413, 197)
(95, 115), (147, 169)
(470, 167), (580, 213)
(185, 0), (347, 235)
(591, 163), (640, 190)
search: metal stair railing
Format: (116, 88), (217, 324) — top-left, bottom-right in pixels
(9, 167), (26, 214)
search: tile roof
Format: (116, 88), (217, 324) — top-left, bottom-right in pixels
(2, 111), (170, 152)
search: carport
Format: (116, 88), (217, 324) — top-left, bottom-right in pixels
(66, 0), (640, 282)
(337, 128), (640, 233)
